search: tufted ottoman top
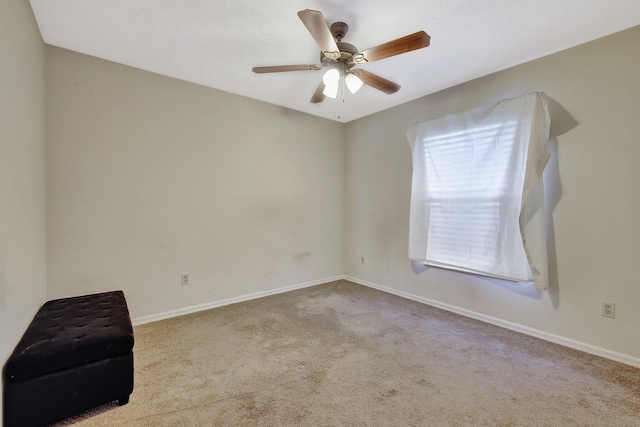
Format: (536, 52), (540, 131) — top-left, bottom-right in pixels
(5, 290), (134, 383)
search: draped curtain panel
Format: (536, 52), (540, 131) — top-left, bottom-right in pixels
(406, 92), (551, 290)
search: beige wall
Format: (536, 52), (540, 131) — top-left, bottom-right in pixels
(345, 26), (640, 360)
(45, 47), (344, 320)
(0, 0), (48, 419)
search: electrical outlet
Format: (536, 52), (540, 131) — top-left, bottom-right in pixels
(361, 256), (365, 265)
(602, 302), (615, 318)
(182, 274), (189, 286)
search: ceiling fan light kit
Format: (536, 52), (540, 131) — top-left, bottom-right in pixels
(322, 69), (340, 98)
(321, 68), (364, 99)
(252, 9), (430, 104)
(345, 73), (364, 94)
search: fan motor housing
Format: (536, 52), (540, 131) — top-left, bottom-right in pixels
(319, 22), (362, 67)
(337, 42), (358, 56)
(321, 41), (358, 66)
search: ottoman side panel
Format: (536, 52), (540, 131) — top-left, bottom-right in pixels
(4, 352), (134, 427)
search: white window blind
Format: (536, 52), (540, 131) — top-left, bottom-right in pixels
(407, 92), (551, 289)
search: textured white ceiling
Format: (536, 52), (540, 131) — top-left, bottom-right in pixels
(30, 0), (640, 123)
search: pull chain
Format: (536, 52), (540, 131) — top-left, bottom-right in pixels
(337, 74), (346, 121)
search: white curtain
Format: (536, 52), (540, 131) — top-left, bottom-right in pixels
(406, 92), (551, 290)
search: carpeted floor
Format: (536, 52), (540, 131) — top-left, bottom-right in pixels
(52, 280), (640, 426)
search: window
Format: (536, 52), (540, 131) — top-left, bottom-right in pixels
(407, 92), (551, 290)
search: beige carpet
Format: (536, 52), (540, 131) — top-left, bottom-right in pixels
(52, 280), (640, 426)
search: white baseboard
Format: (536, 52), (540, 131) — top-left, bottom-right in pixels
(344, 275), (640, 368)
(133, 274), (640, 368)
(132, 275), (343, 326)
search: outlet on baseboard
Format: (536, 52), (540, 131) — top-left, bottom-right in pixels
(182, 274), (189, 286)
(602, 302), (615, 318)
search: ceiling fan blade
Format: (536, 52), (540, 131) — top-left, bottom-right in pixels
(355, 31), (430, 63)
(252, 64), (322, 73)
(297, 9), (340, 59)
(355, 70), (401, 94)
(310, 82), (326, 103)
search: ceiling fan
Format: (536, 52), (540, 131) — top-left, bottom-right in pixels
(252, 9), (431, 103)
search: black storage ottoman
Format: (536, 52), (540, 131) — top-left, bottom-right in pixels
(3, 290), (134, 427)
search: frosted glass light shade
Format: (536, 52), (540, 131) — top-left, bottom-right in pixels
(345, 73), (363, 94)
(322, 69), (339, 98)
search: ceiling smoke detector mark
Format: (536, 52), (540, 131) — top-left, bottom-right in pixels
(602, 302), (615, 318)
